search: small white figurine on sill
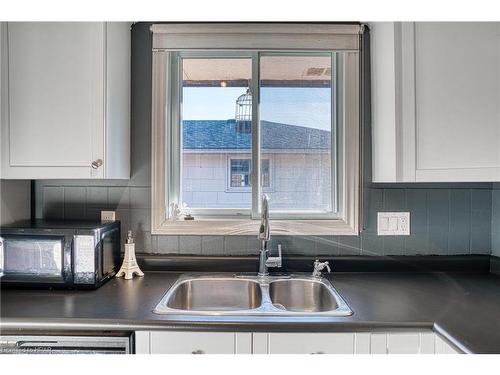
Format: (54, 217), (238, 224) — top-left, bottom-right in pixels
(116, 230), (144, 280)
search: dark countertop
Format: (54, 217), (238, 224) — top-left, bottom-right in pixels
(2, 271), (500, 353)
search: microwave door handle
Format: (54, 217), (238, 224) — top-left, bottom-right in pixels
(14, 340), (58, 348)
(0, 339), (56, 348)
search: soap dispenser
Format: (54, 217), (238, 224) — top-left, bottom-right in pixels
(116, 230), (144, 280)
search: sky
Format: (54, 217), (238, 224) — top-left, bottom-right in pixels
(182, 87), (332, 131)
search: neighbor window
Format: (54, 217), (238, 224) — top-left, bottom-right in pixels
(230, 159), (251, 187)
(228, 158), (270, 189)
(151, 24), (361, 235)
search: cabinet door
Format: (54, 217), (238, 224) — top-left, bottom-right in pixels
(386, 333), (421, 354)
(4, 22), (104, 178)
(371, 22), (500, 182)
(434, 335), (460, 354)
(134, 331), (150, 354)
(265, 333), (355, 354)
(413, 22), (500, 182)
(148, 332), (250, 354)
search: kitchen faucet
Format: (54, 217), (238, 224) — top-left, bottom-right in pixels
(258, 194), (281, 276)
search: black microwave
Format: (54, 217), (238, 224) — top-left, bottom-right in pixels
(0, 220), (121, 289)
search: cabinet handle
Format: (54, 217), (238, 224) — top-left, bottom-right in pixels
(91, 159), (103, 169)
(191, 349), (205, 354)
(310, 351), (325, 354)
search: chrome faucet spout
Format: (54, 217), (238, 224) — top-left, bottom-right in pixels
(258, 194), (270, 242)
(258, 194), (274, 276)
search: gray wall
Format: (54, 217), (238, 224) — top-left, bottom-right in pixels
(1, 180), (31, 225)
(34, 23), (493, 257)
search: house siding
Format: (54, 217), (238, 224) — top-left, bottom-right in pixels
(182, 152), (331, 210)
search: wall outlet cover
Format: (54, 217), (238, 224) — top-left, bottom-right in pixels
(101, 210), (116, 222)
(377, 212), (410, 236)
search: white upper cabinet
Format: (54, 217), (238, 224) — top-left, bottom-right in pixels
(371, 22), (500, 182)
(0, 22), (130, 179)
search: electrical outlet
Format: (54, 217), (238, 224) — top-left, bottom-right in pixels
(377, 212), (410, 236)
(101, 210), (116, 222)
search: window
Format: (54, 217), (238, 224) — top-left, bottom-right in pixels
(151, 24), (362, 235)
(228, 158), (271, 189)
(260, 55), (333, 213)
(230, 159), (251, 188)
(180, 57), (252, 210)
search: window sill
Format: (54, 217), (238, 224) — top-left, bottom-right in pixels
(151, 217), (359, 236)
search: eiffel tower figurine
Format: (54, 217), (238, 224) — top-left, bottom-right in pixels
(116, 230), (144, 280)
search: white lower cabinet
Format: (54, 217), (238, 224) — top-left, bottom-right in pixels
(134, 331), (460, 354)
(256, 333), (355, 354)
(135, 331), (252, 354)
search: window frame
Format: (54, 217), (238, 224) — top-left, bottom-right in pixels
(151, 24), (361, 236)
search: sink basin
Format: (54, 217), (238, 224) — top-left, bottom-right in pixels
(166, 278), (262, 311)
(154, 273), (352, 317)
(269, 279), (339, 312)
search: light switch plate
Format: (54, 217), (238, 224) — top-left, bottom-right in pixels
(101, 210), (116, 222)
(377, 212), (410, 236)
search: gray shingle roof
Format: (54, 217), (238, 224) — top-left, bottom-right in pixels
(183, 120), (330, 150)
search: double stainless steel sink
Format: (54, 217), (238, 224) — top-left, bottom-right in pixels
(154, 274), (353, 316)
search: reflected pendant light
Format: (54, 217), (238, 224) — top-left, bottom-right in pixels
(235, 88), (252, 134)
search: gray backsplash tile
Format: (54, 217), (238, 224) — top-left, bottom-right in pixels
(273, 236), (317, 255)
(155, 235), (180, 254)
(130, 187), (150, 209)
(86, 186), (108, 208)
(383, 236), (405, 256)
(449, 190), (471, 254)
(42, 186), (64, 219)
(224, 236), (258, 255)
(135, 231), (152, 253)
(427, 189), (450, 255)
(360, 233), (384, 256)
(471, 210), (491, 254)
(404, 234), (428, 256)
(384, 189), (405, 211)
(201, 236), (224, 255)
(364, 188), (384, 233)
(315, 236), (339, 255)
(472, 189), (492, 211)
(337, 236), (361, 255)
(129, 208), (150, 232)
(64, 186), (86, 205)
(64, 205), (85, 221)
(492, 190), (500, 256)
(179, 235), (202, 254)
(85, 207), (102, 221)
(109, 187), (130, 209)
(406, 189), (427, 212)
(34, 182), (494, 256)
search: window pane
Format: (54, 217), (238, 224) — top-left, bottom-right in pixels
(261, 159), (270, 188)
(181, 58), (252, 209)
(230, 159), (251, 187)
(260, 55), (333, 212)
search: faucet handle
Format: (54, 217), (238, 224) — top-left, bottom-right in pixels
(266, 243), (282, 268)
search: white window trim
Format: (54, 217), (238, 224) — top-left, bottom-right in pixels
(151, 23), (362, 236)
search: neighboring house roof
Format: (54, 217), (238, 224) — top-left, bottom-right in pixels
(182, 120), (330, 150)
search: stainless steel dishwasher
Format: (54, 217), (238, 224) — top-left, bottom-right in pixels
(0, 335), (131, 354)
